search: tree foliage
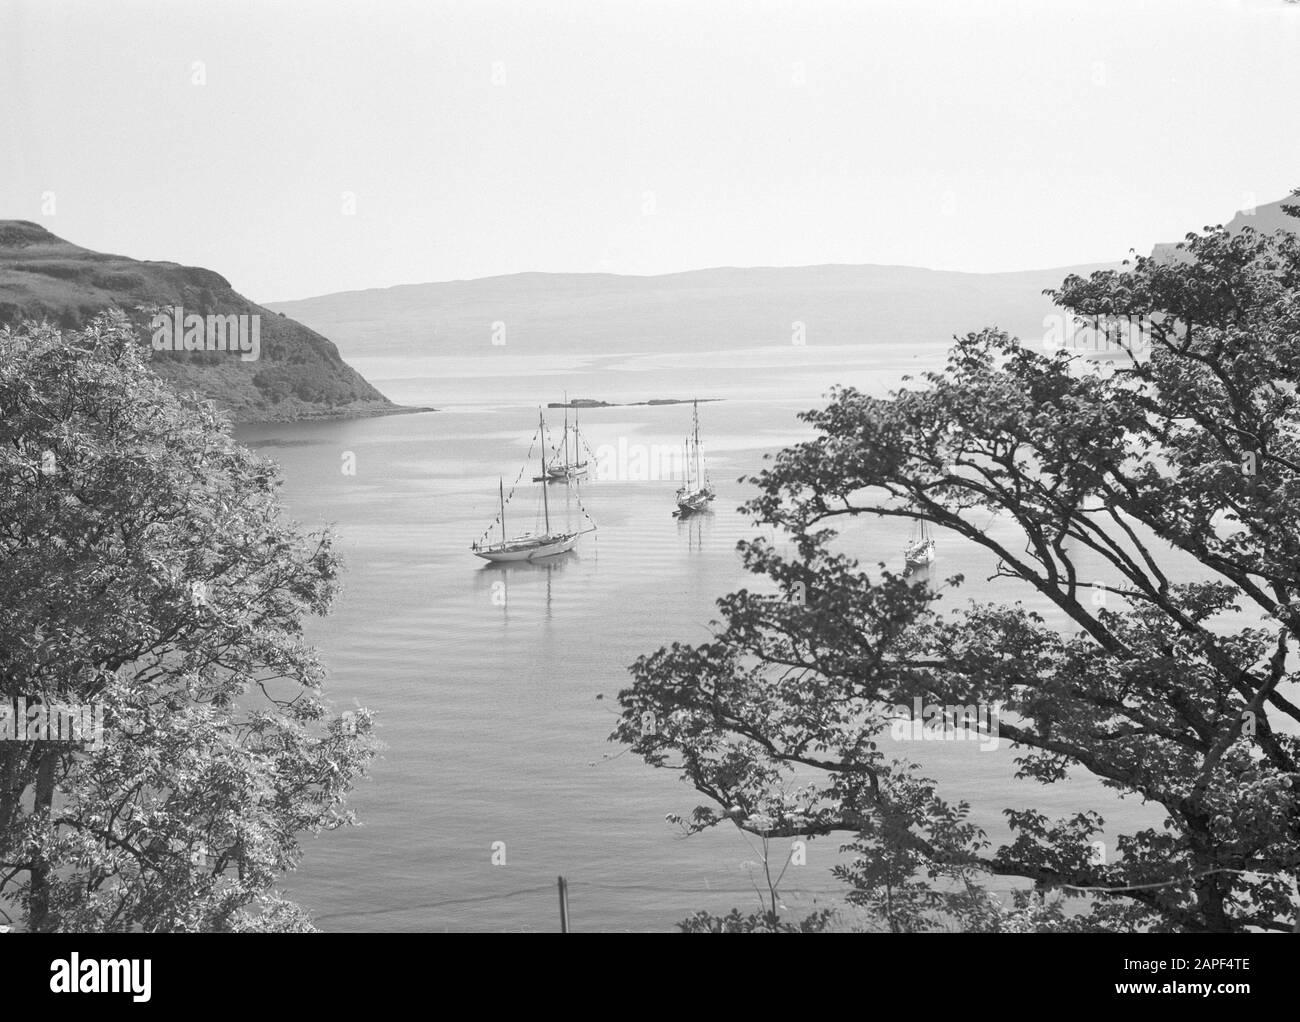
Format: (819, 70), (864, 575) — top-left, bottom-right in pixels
(0, 312), (374, 931)
(618, 197), (1300, 933)
(678, 907), (839, 933)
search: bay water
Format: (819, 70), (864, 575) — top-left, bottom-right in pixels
(237, 343), (1176, 932)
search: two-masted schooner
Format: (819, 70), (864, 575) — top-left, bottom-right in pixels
(534, 397), (589, 482)
(674, 399), (715, 517)
(472, 410), (597, 562)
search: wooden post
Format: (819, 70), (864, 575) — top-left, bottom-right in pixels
(557, 875), (570, 933)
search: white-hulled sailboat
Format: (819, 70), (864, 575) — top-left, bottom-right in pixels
(473, 410), (597, 562)
(674, 399), (715, 517)
(904, 518), (936, 571)
(534, 396), (589, 482)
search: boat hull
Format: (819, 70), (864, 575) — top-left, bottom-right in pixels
(473, 533), (580, 562)
(904, 539), (936, 569)
(674, 488), (715, 516)
(534, 462), (589, 482)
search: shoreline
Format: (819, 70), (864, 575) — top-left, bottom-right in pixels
(234, 403), (438, 426)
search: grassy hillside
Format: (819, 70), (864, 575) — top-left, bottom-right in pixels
(266, 261), (1122, 359)
(0, 221), (399, 423)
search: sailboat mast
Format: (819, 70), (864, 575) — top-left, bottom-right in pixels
(499, 477), (506, 540)
(563, 392), (569, 469)
(693, 399), (702, 488)
(539, 409), (551, 533)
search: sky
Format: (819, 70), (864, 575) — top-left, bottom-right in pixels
(2, 0), (1299, 302)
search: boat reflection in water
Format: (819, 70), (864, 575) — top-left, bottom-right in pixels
(474, 555), (574, 621)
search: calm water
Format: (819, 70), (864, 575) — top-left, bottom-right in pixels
(237, 344), (1174, 932)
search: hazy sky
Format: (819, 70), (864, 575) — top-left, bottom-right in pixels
(3, 0), (1298, 301)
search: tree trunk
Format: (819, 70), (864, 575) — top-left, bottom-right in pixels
(28, 750), (58, 932)
(0, 745), (23, 840)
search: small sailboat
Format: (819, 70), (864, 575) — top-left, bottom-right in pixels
(534, 395), (589, 482)
(674, 399), (715, 517)
(904, 518), (936, 571)
(473, 411), (597, 562)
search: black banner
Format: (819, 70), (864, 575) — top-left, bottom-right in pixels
(3, 934), (1288, 1008)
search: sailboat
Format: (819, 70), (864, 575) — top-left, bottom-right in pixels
(473, 410), (597, 561)
(904, 518), (936, 570)
(674, 399), (715, 517)
(534, 396), (589, 482)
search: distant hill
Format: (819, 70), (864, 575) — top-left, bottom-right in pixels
(266, 262), (1121, 359)
(1151, 194), (1300, 263)
(0, 221), (399, 423)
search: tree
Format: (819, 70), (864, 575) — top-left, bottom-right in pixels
(614, 197), (1300, 933)
(678, 906), (839, 933)
(0, 311), (374, 932)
